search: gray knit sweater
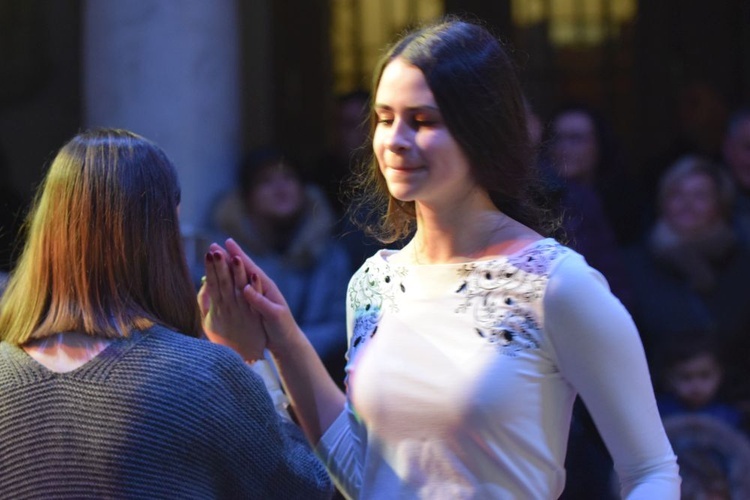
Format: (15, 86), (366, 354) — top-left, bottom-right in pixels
(0, 325), (333, 499)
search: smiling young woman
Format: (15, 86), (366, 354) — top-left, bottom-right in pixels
(201, 17), (681, 499)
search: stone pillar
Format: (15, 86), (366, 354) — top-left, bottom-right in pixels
(82, 0), (241, 244)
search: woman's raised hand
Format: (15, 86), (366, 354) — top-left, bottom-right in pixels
(198, 242), (267, 362)
(223, 238), (303, 356)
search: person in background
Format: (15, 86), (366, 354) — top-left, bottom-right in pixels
(544, 104), (635, 310)
(311, 90), (372, 217)
(546, 102), (647, 247)
(212, 147), (350, 387)
(656, 333), (743, 431)
(540, 103), (629, 500)
(624, 155), (750, 409)
(663, 414), (750, 500)
(201, 17), (679, 499)
(311, 90), (384, 272)
(722, 107), (750, 243)
(0, 129), (333, 498)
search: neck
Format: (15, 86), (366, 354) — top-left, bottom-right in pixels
(23, 332), (112, 373)
(401, 195), (540, 264)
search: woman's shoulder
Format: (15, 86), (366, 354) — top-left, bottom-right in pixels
(541, 243), (613, 301)
(351, 248), (392, 271)
(505, 237), (572, 269)
(130, 327), (271, 403)
(139, 325), (249, 372)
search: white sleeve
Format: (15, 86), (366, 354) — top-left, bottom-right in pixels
(543, 253), (681, 499)
(315, 403), (365, 498)
(247, 357), (292, 421)
(313, 268), (368, 499)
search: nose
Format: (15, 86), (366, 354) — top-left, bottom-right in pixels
(385, 118), (412, 152)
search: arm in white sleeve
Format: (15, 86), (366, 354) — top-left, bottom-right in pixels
(315, 403), (365, 499)
(248, 356), (292, 421)
(313, 268), (368, 498)
(543, 254), (680, 499)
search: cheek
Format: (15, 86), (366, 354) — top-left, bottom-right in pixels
(664, 196), (685, 216)
(372, 131), (386, 160)
(372, 126), (387, 148)
(417, 131), (461, 161)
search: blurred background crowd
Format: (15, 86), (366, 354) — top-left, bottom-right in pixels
(1, 1), (750, 498)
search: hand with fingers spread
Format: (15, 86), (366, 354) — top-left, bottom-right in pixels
(198, 243), (267, 362)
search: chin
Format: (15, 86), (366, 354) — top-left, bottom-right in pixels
(388, 191), (417, 203)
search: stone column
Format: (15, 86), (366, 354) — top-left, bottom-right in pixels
(82, 0), (241, 248)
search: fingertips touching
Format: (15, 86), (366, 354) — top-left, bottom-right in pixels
(231, 255), (249, 289)
(250, 273), (264, 295)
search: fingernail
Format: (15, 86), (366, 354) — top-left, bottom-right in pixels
(212, 251), (222, 262)
(250, 273), (257, 283)
(232, 256), (241, 266)
(205, 252), (213, 262)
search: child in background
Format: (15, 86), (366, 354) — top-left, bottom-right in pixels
(656, 332), (743, 430)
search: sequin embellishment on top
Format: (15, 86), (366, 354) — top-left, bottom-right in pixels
(456, 241), (567, 356)
(348, 259), (408, 359)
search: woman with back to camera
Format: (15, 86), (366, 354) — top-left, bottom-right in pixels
(0, 128), (332, 499)
(201, 17), (680, 499)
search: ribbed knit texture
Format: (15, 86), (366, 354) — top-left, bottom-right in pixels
(0, 325), (332, 499)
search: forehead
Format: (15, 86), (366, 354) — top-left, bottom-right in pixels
(674, 352), (719, 371)
(671, 171), (716, 191)
(375, 58), (435, 105)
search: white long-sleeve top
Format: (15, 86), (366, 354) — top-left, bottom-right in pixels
(317, 239), (680, 499)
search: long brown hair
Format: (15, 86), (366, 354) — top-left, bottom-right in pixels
(348, 17), (557, 244)
(0, 128), (201, 344)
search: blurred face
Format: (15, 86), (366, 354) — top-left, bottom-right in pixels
(723, 118), (750, 191)
(550, 111), (599, 183)
(667, 353), (722, 409)
(337, 98), (369, 159)
(247, 163), (303, 221)
(663, 172), (722, 236)
(373, 57), (475, 207)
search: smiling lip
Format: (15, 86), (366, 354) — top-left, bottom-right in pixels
(389, 165), (424, 171)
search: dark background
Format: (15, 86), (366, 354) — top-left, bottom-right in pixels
(0, 0), (748, 218)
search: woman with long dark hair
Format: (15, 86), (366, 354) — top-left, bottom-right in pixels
(202, 18), (679, 498)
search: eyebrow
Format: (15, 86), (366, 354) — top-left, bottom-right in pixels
(373, 103), (441, 112)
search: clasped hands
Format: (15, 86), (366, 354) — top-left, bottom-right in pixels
(197, 238), (293, 362)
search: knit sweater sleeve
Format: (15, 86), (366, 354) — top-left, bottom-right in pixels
(203, 349), (334, 499)
(543, 253), (680, 499)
